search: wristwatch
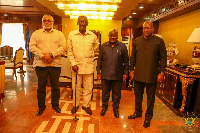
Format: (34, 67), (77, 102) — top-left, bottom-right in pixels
(49, 53), (53, 58)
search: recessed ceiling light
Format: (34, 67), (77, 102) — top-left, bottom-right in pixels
(139, 6), (144, 9)
(129, 16), (132, 18)
(162, 8), (166, 12)
(132, 12), (136, 14)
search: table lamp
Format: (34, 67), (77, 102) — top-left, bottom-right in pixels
(187, 27), (200, 69)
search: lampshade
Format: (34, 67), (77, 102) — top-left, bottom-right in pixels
(187, 27), (200, 43)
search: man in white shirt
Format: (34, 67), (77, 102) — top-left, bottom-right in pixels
(30, 14), (66, 116)
(67, 16), (99, 115)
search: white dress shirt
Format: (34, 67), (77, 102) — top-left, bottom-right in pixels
(30, 28), (66, 67)
(67, 30), (99, 74)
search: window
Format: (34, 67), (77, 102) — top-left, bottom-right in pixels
(1, 23), (25, 56)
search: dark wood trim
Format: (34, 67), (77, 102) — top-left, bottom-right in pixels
(0, 92), (5, 100)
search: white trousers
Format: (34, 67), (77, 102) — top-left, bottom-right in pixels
(72, 72), (93, 107)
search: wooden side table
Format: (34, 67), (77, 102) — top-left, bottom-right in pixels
(0, 61), (5, 103)
(157, 65), (200, 116)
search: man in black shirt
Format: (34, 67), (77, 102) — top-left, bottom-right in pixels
(97, 29), (129, 118)
(128, 21), (167, 127)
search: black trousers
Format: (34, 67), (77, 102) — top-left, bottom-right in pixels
(101, 79), (122, 109)
(134, 80), (157, 120)
(35, 67), (61, 109)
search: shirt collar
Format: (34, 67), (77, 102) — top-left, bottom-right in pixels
(42, 28), (54, 33)
(142, 34), (154, 39)
(106, 40), (120, 47)
(74, 29), (91, 35)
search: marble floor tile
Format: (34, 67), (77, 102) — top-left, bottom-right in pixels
(0, 65), (199, 133)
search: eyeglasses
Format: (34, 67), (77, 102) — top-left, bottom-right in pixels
(43, 19), (53, 23)
(143, 27), (152, 30)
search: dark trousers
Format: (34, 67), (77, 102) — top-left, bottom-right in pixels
(101, 79), (122, 109)
(35, 67), (61, 109)
(134, 80), (157, 120)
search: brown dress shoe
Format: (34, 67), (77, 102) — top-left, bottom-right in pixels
(82, 106), (92, 115)
(71, 106), (79, 114)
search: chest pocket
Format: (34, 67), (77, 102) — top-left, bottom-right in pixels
(37, 35), (46, 44)
(52, 37), (59, 44)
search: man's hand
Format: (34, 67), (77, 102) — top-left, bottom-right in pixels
(42, 53), (51, 60)
(72, 65), (78, 72)
(129, 71), (134, 80)
(97, 75), (101, 80)
(123, 75), (128, 81)
(42, 53), (53, 63)
(157, 73), (164, 83)
(46, 58), (53, 64)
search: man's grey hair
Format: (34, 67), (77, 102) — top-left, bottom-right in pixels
(143, 21), (153, 27)
(42, 14), (54, 22)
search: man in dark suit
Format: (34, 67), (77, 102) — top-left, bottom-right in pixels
(128, 21), (167, 127)
(97, 29), (129, 118)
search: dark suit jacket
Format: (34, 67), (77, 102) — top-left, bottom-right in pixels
(130, 35), (167, 83)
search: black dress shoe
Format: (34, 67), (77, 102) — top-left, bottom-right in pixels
(36, 108), (46, 116)
(53, 107), (61, 113)
(113, 108), (119, 118)
(128, 113), (142, 119)
(100, 108), (107, 116)
(143, 119), (151, 128)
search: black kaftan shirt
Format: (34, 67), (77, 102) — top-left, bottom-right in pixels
(130, 35), (167, 83)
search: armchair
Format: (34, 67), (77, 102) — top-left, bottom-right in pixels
(5, 47), (25, 78)
(1, 45), (13, 59)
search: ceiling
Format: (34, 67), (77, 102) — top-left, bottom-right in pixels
(0, 0), (170, 20)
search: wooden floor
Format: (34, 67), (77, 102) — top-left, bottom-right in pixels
(0, 65), (200, 133)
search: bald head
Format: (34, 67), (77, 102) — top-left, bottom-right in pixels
(109, 29), (118, 45)
(109, 29), (118, 35)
